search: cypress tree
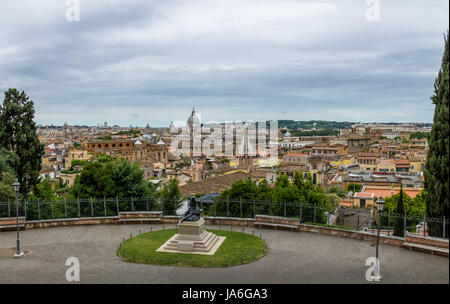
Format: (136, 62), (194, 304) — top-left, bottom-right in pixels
(424, 32), (449, 238)
(0, 89), (45, 196)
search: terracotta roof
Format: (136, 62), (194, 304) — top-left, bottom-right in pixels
(364, 186), (422, 199)
(395, 159), (410, 165)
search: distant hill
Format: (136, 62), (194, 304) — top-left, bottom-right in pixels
(277, 120), (353, 130)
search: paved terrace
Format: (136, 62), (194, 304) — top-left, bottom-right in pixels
(0, 224), (448, 284)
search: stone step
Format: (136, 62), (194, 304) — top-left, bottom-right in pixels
(194, 234), (219, 250)
(193, 232), (215, 246)
(403, 242), (449, 257)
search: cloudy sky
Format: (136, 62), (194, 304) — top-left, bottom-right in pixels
(0, 0), (448, 127)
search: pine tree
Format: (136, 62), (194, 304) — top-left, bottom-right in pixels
(394, 185), (405, 237)
(0, 89), (45, 196)
(424, 32), (449, 238)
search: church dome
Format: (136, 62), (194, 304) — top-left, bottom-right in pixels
(187, 107), (200, 127)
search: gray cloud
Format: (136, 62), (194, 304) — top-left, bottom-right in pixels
(0, 0), (448, 126)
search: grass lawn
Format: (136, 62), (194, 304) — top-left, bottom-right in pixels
(118, 229), (267, 267)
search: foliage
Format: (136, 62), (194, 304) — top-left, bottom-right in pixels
(0, 89), (45, 195)
(425, 31), (449, 239)
(409, 131), (430, 140)
(288, 129), (339, 137)
(211, 172), (328, 223)
(393, 186), (405, 237)
(70, 159), (87, 168)
(0, 148), (19, 177)
(0, 171), (16, 202)
(325, 186), (347, 198)
(31, 178), (56, 201)
(71, 155), (150, 199)
(346, 183), (362, 193)
(113, 129), (141, 137)
(159, 178), (182, 215)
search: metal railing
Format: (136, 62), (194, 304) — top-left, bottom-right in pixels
(0, 198), (448, 239)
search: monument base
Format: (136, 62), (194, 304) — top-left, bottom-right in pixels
(156, 218), (225, 255)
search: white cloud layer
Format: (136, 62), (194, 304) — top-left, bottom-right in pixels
(0, 0), (448, 126)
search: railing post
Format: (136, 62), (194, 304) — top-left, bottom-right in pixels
(313, 203), (316, 223)
(268, 199), (271, 216)
(8, 202), (11, 217)
(116, 196), (119, 216)
(240, 199), (242, 218)
(299, 203), (302, 223)
(146, 197), (149, 211)
(423, 215), (426, 237)
(104, 196), (107, 217)
(214, 202), (216, 217)
(131, 197), (134, 211)
(403, 212), (407, 236)
(64, 198), (67, 218)
(90, 198), (94, 217)
(284, 200), (286, 217)
(77, 198), (80, 218)
(51, 201), (54, 218)
(340, 208), (344, 227)
(357, 211), (360, 230)
(226, 198), (229, 217)
(387, 211), (391, 236)
(38, 199), (41, 220)
(23, 200), (27, 221)
(443, 216), (446, 239)
(253, 201), (256, 218)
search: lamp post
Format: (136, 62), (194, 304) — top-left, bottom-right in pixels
(373, 196), (385, 281)
(13, 181), (23, 257)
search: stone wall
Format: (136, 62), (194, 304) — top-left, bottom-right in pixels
(25, 217), (118, 229)
(405, 232), (449, 249)
(204, 216), (255, 227)
(4, 214), (444, 251)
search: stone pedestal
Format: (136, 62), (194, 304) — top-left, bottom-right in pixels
(156, 218), (225, 255)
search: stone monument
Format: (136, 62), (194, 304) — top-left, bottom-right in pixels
(157, 197), (225, 255)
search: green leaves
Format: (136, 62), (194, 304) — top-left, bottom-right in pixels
(71, 156), (149, 199)
(0, 89), (44, 196)
(424, 32), (449, 235)
(160, 178), (182, 215)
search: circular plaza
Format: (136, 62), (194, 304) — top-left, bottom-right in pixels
(0, 224), (448, 284)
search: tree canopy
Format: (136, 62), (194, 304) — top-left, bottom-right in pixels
(71, 155), (151, 199)
(424, 32), (449, 238)
(0, 89), (44, 195)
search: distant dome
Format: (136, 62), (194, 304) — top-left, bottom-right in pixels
(157, 139), (165, 145)
(187, 107), (200, 127)
(285, 131), (291, 137)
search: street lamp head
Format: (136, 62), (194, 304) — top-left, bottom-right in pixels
(376, 196), (385, 212)
(13, 181), (20, 193)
